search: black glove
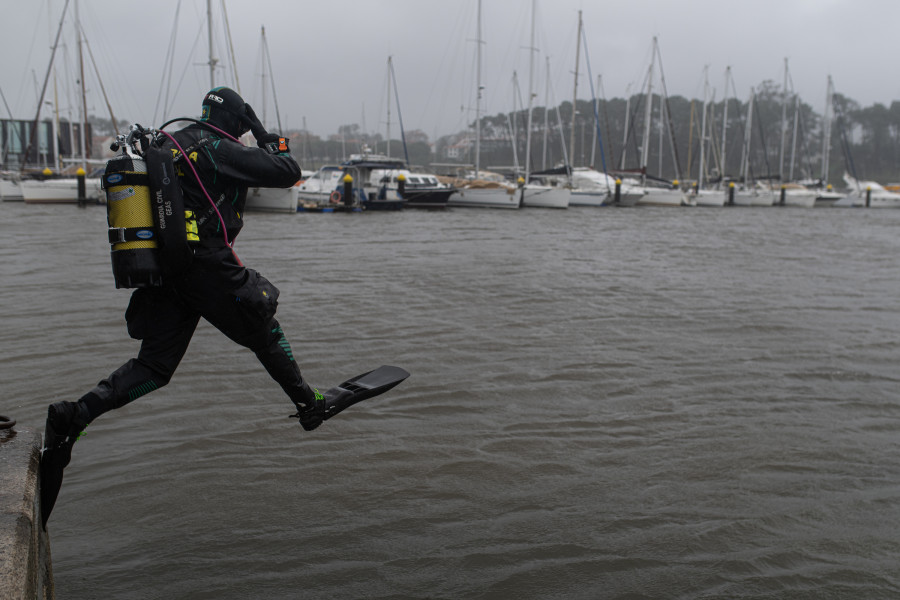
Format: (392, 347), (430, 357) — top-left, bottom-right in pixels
(243, 103), (268, 140)
(244, 102), (289, 154)
(254, 133), (288, 154)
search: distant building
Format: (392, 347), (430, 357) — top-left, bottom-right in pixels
(445, 137), (472, 160)
(1, 118), (92, 171)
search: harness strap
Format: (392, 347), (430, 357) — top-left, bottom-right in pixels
(108, 227), (156, 244)
(102, 172), (150, 190)
(171, 137), (214, 164)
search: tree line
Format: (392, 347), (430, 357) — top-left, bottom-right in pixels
(90, 86), (899, 186)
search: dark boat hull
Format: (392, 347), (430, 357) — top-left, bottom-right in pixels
(402, 188), (456, 209)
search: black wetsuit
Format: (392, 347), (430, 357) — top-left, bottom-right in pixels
(78, 124), (314, 420)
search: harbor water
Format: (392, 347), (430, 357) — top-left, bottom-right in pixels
(2, 202), (900, 599)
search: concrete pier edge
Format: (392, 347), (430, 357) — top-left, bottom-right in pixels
(0, 426), (54, 600)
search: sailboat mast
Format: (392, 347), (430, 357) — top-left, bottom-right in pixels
(640, 38), (656, 182)
(509, 72), (520, 172)
(821, 76), (834, 185)
(386, 56), (392, 158)
(590, 75), (600, 168)
(779, 57), (788, 181)
(76, 0), (88, 169)
(474, 0), (483, 177)
(720, 66), (730, 178)
(789, 94), (800, 181)
(568, 10), (582, 171)
(21, 0), (70, 172)
(698, 66), (708, 190)
(620, 85), (630, 170)
(741, 88), (755, 183)
(542, 57), (550, 170)
(523, 0), (537, 184)
(207, 0), (217, 88)
(260, 26), (268, 129)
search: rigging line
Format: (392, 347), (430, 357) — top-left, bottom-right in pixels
(417, 0), (469, 138)
(220, 0), (240, 96)
(544, 61), (569, 171)
(580, 23), (609, 186)
(653, 40), (682, 180)
(0, 84), (14, 120)
(78, 21), (119, 135)
(598, 76), (616, 171)
(170, 22), (207, 113)
(16, 0), (49, 114)
(20, 0), (71, 172)
(623, 68), (651, 169)
(795, 102), (816, 180)
(154, 0), (182, 124)
(753, 92), (772, 179)
(389, 58), (410, 166)
(262, 28), (283, 132)
(833, 96), (859, 184)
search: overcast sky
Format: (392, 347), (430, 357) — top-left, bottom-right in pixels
(2, 0), (898, 142)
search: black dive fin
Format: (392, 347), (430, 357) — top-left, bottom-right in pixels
(40, 441), (75, 528)
(322, 365), (410, 421)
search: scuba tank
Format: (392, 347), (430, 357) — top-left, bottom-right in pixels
(105, 124), (194, 288)
(105, 127), (160, 288)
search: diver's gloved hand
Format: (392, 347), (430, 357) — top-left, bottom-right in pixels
(244, 102), (290, 154)
(243, 103), (268, 139)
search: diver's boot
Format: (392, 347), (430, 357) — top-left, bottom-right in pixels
(289, 382), (325, 432)
(40, 401), (89, 527)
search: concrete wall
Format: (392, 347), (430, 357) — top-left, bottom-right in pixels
(0, 426), (54, 600)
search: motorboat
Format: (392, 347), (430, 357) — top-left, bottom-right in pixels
(340, 152), (406, 210)
(372, 169), (455, 209)
(296, 166), (347, 209)
(842, 174), (900, 208)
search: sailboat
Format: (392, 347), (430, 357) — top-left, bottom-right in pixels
(691, 66), (725, 207)
(732, 87), (775, 206)
(518, 0), (569, 209)
(22, 0), (105, 204)
(812, 75), (846, 207)
(448, 0), (520, 209)
(630, 38), (688, 207)
(776, 59), (816, 208)
(244, 25), (299, 213)
(367, 56), (455, 210)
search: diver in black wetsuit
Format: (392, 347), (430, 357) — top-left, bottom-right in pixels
(40, 87), (323, 525)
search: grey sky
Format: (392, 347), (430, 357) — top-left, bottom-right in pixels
(3, 0), (897, 141)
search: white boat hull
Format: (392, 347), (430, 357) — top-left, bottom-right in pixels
(780, 189), (817, 208)
(1, 178), (23, 201)
(521, 185), (569, 208)
(693, 190), (726, 207)
(246, 187), (298, 213)
(637, 188), (688, 206)
(814, 191), (845, 207)
(848, 192), (900, 208)
(733, 190), (776, 206)
(569, 190), (607, 207)
(21, 178), (103, 204)
(449, 186), (521, 209)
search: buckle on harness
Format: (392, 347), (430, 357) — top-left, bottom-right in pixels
(109, 227), (127, 244)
